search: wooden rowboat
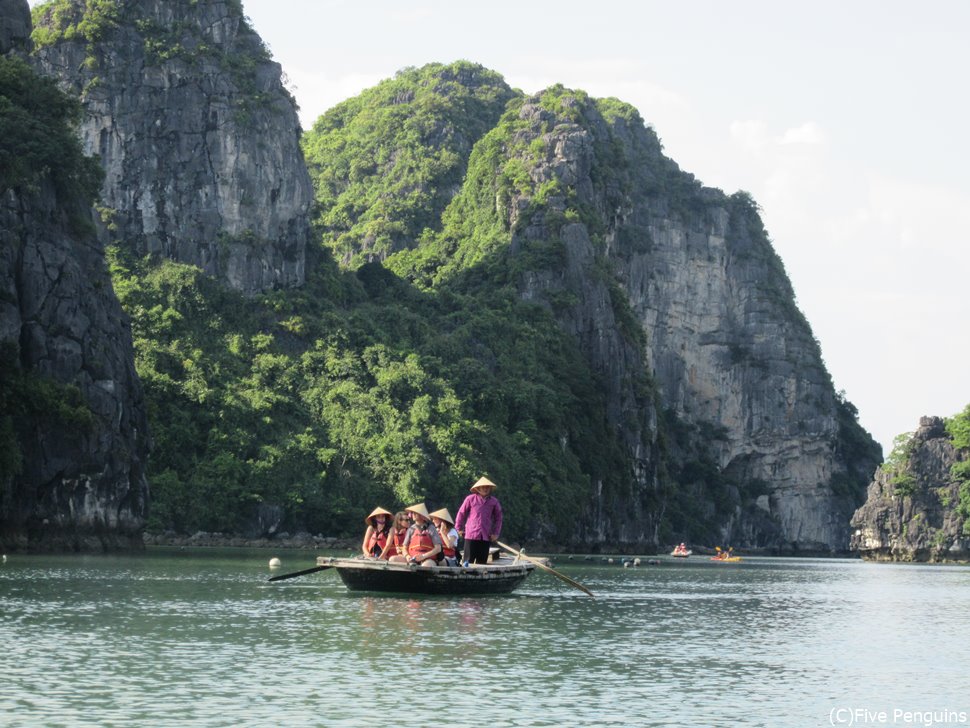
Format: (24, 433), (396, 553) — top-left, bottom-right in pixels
(315, 555), (536, 595)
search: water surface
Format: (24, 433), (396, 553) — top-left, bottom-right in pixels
(2, 549), (968, 727)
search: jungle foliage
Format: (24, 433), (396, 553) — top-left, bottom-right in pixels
(0, 55), (103, 201)
(301, 61), (518, 267)
(111, 239), (615, 539)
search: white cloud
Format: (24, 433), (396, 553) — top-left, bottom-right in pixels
(776, 122), (826, 145)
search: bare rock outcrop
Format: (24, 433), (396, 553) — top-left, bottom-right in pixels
(2, 11), (150, 549)
(31, 0), (311, 295)
(486, 91), (880, 550)
(851, 417), (969, 561)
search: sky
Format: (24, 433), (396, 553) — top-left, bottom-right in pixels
(29, 0), (970, 454)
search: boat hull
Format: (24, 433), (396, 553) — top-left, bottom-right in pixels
(319, 557), (535, 595)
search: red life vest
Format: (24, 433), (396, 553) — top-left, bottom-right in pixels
(440, 528), (456, 558)
(366, 527), (388, 557)
(390, 526), (408, 556)
(407, 527), (435, 556)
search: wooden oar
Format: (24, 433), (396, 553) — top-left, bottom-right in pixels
(496, 541), (594, 597)
(268, 564), (333, 582)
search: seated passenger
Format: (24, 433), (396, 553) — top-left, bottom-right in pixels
(430, 508), (460, 566)
(361, 507), (392, 558)
(380, 511), (411, 560)
(389, 503), (441, 567)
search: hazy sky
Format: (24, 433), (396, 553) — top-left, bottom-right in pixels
(30, 0), (970, 453)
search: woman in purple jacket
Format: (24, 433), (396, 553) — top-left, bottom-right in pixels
(454, 476), (503, 565)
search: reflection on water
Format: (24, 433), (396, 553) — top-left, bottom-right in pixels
(2, 550), (969, 726)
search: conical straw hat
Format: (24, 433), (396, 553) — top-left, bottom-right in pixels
(429, 508), (455, 526)
(365, 506), (393, 525)
(405, 502), (431, 520)
(470, 476), (497, 492)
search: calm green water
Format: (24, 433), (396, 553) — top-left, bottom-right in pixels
(2, 549), (969, 727)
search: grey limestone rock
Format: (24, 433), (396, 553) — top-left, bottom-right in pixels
(502, 92), (880, 550)
(0, 0), (30, 54)
(851, 416), (969, 562)
(0, 181), (150, 552)
(31, 0), (311, 295)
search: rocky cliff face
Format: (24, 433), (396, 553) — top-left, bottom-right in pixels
(421, 88), (882, 550)
(30, 0), (311, 295)
(1, 11), (150, 551)
(851, 417), (970, 562)
(0, 0), (30, 52)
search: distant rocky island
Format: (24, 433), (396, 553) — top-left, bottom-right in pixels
(2, 0), (889, 553)
(852, 414), (970, 562)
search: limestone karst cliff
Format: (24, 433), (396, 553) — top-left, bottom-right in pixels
(1, 8), (150, 551)
(30, 0), (311, 295)
(490, 92), (882, 550)
(9, 0), (881, 550)
(312, 81), (882, 551)
(851, 416), (970, 562)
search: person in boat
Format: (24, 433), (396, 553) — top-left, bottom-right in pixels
(714, 546), (734, 561)
(455, 476), (503, 566)
(361, 507), (393, 558)
(380, 511), (412, 560)
(430, 508), (460, 566)
(389, 503), (442, 567)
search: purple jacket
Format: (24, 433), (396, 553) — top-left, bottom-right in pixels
(454, 493), (502, 541)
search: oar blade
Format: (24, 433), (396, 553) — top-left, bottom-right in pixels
(268, 564), (332, 582)
(497, 541), (594, 597)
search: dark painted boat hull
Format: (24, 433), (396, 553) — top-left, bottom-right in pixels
(319, 557), (534, 595)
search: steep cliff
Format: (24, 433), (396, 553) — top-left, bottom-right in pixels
(851, 416), (970, 562)
(30, 0), (311, 295)
(1, 36), (149, 551)
(0, 0), (30, 52)
(375, 83), (880, 551)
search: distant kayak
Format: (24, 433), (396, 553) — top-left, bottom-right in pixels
(711, 556), (742, 563)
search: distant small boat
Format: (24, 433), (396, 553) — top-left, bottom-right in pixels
(710, 556), (742, 563)
(670, 548), (692, 558)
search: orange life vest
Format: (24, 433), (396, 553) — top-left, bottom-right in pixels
(366, 527), (388, 557)
(407, 527), (435, 556)
(390, 526), (408, 556)
(440, 528), (456, 559)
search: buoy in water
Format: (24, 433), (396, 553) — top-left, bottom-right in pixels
(633, 557), (641, 567)
(269, 557), (282, 569)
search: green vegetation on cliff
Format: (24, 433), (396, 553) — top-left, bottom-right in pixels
(301, 61), (518, 267)
(110, 240), (615, 539)
(945, 404), (970, 532)
(0, 55), (102, 200)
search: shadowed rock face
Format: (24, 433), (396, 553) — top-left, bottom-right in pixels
(851, 417), (970, 562)
(1, 183), (150, 551)
(31, 0), (311, 295)
(0, 0), (30, 53)
(1, 1), (149, 551)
